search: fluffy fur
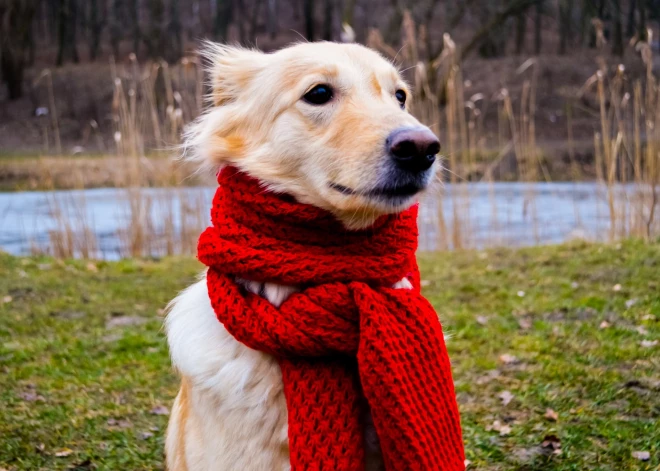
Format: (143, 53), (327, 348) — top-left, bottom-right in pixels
(166, 40), (438, 470)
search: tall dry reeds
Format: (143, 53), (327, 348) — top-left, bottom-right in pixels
(23, 15), (660, 258)
(30, 54), (209, 259)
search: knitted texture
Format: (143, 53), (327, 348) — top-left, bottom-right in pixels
(198, 167), (465, 471)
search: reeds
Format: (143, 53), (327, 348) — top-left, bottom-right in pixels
(19, 14), (660, 258)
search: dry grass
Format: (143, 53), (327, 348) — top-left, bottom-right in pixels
(368, 14), (659, 251)
(4, 13), (658, 258)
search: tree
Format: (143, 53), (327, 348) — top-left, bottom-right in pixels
(167, 0), (182, 62)
(558, 0), (573, 54)
(0, 0), (37, 99)
(88, 0), (106, 60)
(515, 12), (527, 54)
(323, 0), (332, 40)
(266, 0), (277, 39)
(214, 0), (233, 41)
(56, 0), (80, 65)
(611, 0), (624, 55)
(144, 0), (165, 59)
(304, 0), (314, 40)
(534, 0), (542, 54)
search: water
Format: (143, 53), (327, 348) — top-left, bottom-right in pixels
(0, 183), (623, 259)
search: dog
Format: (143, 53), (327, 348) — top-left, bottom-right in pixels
(165, 41), (441, 471)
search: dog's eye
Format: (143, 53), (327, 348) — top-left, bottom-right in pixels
(303, 84), (333, 105)
(395, 89), (407, 108)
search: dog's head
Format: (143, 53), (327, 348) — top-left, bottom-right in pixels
(186, 41), (439, 229)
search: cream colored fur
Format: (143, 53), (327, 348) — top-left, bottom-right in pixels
(166, 40), (435, 470)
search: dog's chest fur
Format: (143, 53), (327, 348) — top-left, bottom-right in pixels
(165, 275), (386, 471)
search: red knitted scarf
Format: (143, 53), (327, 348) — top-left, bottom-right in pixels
(198, 167), (465, 471)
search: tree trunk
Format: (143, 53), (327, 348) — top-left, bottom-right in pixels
(0, 0), (37, 99)
(56, 0), (80, 65)
(323, 0), (333, 40)
(131, 0), (140, 55)
(558, 0), (568, 54)
(145, 0), (165, 58)
(626, 0), (637, 38)
(304, 0), (315, 40)
(167, 0), (182, 62)
(267, 0), (277, 38)
(214, 0), (233, 41)
(534, 0), (542, 54)
(638, 1), (647, 41)
(249, 0), (264, 39)
(89, 0), (105, 60)
(612, 0), (624, 55)
(515, 12), (526, 54)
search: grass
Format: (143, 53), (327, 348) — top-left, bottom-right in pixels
(0, 240), (658, 470)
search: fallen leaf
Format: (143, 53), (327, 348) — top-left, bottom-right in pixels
(1, 296), (12, 304)
(518, 318), (532, 330)
(541, 434), (561, 450)
(544, 408), (559, 422)
(19, 391), (45, 402)
(150, 405), (169, 416)
(54, 448), (74, 457)
(599, 320), (611, 329)
(635, 326), (649, 335)
(139, 431), (154, 440)
(499, 353), (519, 365)
(476, 315), (488, 325)
(632, 451), (650, 461)
(486, 419), (512, 436)
(107, 418), (132, 428)
(640, 340), (658, 348)
(570, 282), (579, 289)
(625, 299), (637, 308)
(612, 284), (622, 292)
(498, 390), (514, 406)
(86, 263), (98, 273)
(517, 290), (526, 297)
(641, 314), (655, 321)
(476, 369), (501, 385)
(464, 459), (472, 468)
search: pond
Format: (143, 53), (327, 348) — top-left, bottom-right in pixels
(0, 182), (635, 259)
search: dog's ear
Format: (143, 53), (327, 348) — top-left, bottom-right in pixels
(201, 42), (266, 106)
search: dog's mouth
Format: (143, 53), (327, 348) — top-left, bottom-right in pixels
(329, 182), (423, 200)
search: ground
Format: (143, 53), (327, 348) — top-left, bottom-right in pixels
(0, 240), (658, 470)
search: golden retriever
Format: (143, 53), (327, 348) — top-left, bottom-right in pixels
(165, 41), (440, 471)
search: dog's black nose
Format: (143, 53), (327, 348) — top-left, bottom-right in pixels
(387, 127), (440, 173)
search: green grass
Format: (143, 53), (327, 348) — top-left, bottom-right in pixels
(1, 240), (658, 470)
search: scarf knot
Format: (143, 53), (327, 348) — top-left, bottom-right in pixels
(198, 167), (465, 471)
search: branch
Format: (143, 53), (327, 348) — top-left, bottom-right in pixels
(460, 0), (541, 60)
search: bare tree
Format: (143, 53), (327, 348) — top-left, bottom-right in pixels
(144, 0), (165, 58)
(267, 0), (277, 38)
(56, 0), (80, 65)
(214, 0), (233, 41)
(515, 12), (526, 54)
(88, 0), (105, 60)
(0, 0), (37, 99)
(612, 0), (624, 55)
(558, 0), (573, 54)
(323, 0), (333, 40)
(304, 0), (315, 40)
(167, 0), (183, 61)
(534, 0), (542, 54)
